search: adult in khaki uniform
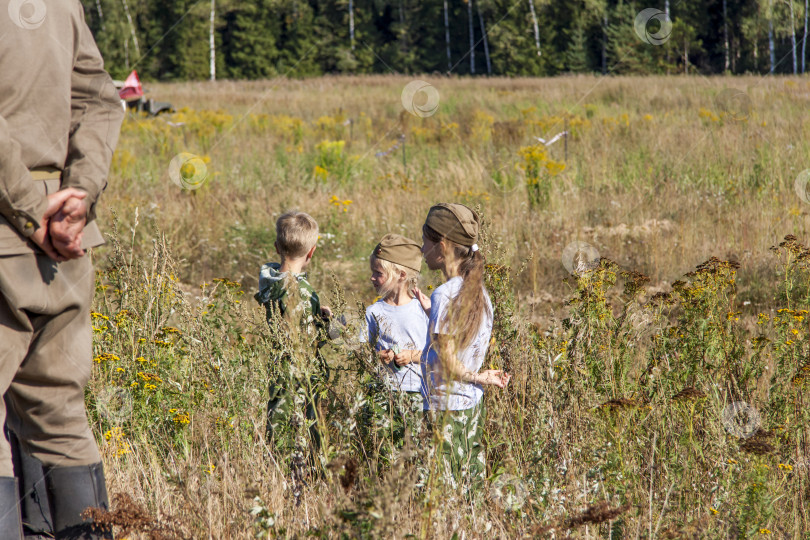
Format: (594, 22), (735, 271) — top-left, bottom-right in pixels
(0, 1), (124, 539)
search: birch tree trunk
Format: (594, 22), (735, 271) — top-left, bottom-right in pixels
(477, 2), (492, 75)
(209, 0), (216, 81)
(803, 0), (808, 72)
(664, 0), (671, 72)
(95, 0), (105, 31)
(444, 0), (451, 71)
(528, 0), (541, 56)
(769, 0), (776, 73)
(788, 0), (798, 73)
(349, 0), (355, 50)
(399, 0), (407, 57)
(468, 0), (475, 74)
(602, 12), (607, 74)
(121, 0), (140, 59)
(723, 0), (730, 71)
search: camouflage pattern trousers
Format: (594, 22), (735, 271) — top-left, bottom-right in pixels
(428, 400), (486, 496)
(266, 378), (323, 458)
(394, 391), (426, 443)
(357, 389), (426, 465)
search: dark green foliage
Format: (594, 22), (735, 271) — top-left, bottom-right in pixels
(220, 1), (281, 79)
(80, 1), (810, 79)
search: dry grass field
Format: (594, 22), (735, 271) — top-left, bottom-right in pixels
(86, 75), (810, 538)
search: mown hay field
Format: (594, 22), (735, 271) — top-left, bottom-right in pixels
(89, 75), (810, 538)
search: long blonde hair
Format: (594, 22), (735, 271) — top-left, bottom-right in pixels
(423, 225), (490, 350)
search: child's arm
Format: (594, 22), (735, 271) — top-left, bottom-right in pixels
(412, 287), (431, 314)
(473, 370), (511, 388)
(435, 334), (510, 388)
(379, 347), (419, 365)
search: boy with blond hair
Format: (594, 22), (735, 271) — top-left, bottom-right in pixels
(255, 211), (331, 455)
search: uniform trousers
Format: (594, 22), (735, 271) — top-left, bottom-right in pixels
(0, 252), (99, 477)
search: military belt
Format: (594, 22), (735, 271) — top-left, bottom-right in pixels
(29, 166), (61, 181)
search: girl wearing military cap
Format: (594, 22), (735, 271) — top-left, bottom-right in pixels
(365, 233), (430, 411)
(419, 203), (510, 493)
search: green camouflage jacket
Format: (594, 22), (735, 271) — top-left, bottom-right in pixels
(254, 262), (324, 337)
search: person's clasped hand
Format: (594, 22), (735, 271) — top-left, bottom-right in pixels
(50, 192), (89, 259)
(30, 188), (88, 261)
(393, 349), (421, 367)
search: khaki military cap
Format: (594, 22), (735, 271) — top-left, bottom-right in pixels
(423, 203), (479, 247)
(373, 233), (422, 272)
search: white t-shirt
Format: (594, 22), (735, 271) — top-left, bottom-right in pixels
(424, 277), (493, 411)
(363, 298), (429, 394)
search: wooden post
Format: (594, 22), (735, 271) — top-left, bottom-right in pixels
(402, 135), (407, 175)
(564, 116), (568, 162)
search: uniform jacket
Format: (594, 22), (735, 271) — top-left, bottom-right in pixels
(0, 0), (124, 255)
(254, 262), (329, 379)
(255, 262), (323, 333)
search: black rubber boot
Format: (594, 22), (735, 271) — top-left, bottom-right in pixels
(0, 476), (23, 540)
(7, 429), (53, 539)
(44, 463), (112, 540)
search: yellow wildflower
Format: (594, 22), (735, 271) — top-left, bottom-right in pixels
(313, 165), (328, 181)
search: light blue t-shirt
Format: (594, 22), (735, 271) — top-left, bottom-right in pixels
(364, 298), (429, 394)
(424, 277), (493, 411)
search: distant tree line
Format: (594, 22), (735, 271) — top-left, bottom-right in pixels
(82, 0), (810, 80)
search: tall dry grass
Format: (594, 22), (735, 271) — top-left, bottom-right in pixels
(86, 75), (810, 538)
(107, 75), (810, 311)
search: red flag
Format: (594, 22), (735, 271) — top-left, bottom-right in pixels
(118, 70), (143, 101)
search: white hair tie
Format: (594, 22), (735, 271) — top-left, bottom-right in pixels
(471, 244), (479, 252)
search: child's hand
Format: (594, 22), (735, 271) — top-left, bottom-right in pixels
(321, 306), (333, 319)
(393, 349), (421, 367)
(378, 349), (395, 362)
(475, 370), (511, 388)
(412, 287), (431, 313)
